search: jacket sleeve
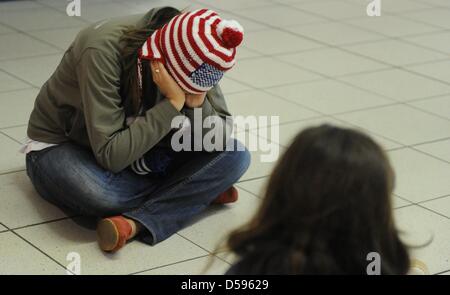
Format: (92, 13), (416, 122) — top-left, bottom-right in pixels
(76, 48), (182, 173)
(181, 84), (234, 151)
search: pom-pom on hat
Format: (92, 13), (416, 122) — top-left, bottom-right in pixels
(139, 9), (244, 94)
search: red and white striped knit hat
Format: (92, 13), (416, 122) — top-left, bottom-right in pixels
(138, 8), (244, 94)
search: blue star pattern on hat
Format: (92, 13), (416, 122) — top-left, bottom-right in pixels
(190, 63), (224, 89)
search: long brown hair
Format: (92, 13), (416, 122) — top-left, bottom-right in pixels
(119, 7), (180, 116)
(226, 124), (410, 274)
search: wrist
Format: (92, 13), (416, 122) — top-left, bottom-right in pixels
(167, 96), (185, 111)
(185, 96), (206, 108)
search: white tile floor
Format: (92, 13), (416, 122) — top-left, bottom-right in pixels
(0, 0), (449, 275)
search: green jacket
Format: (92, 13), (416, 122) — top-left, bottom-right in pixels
(27, 7), (231, 173)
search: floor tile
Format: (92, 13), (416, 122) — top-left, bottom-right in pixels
(404, 31), (450, 54)
(421, 195), (450, 219)
(212, 11), (270, 33)
(244, 29), (323, 55)
(196, 0), (273, 11)
(16, 219), (207, 275)
(220, 77), (251, 94)
(279, 48), (388, 77)
(37, 0), (122, 11)
(238, 177), (411, 209)
(393, 196), (412, 209)
(235, 46), (262, 60)
(32, 27), (85, 50)
(371, 0), (432, 13)
(389, 148), (450, 203)
(339, 69), (450, 102)
(345, 15), (440, 37)
(414, 139), (450, 163)
(237, 5), (326, 27)
(0, 33), (60, 61)
(344, 39), (447, 66)
(0, 125), (27, 143)
(409, 95), (450, 119)
(0, 231), (64, 274)
(295, 0), (370, 20)
(216, 251), (239, 265)
(0, 24), (15, 35)
(413, 0), (450, 7)
(286, 21), (385, 46)
(178, 189), (261, 252)
(0, 133), (26, 174)
(234, 132), (285, 181)
(0, 54), (63, 87)
(0, 88), (38, 128)
(227, 57), (320, 88)
(226, 89), (320, 129)
(236, 177), (268, 198)
(0, 71), (31, 93)
(336, 104), (450, 145)
(345, 0), (432, 13)
(403, 9), (450, 29)
(135, 255), (230, 275)
(266, 79), (393, 115)
(253, 116), (402, 151)
(77, 2), (140, 23)
(407, 60), (450, 84)
(0, 7), (87, 31)
(0, 0), (44, 11)
(0, 171), (67, 228)
(395, 205), (450, 274)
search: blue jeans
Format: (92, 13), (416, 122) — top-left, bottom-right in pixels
(25, 139), (250, 245)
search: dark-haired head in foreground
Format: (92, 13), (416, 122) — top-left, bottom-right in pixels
(226, 124), (410, 275)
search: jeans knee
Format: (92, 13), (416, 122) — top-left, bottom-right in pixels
(80, 190), (135, 217)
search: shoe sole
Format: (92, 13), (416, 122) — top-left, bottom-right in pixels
(97, 219), (119, 252)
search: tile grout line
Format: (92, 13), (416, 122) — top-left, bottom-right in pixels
(175, 233), (233, 267)
(225, 38), (450, 135)
(0, 86), (36, 95)
(234, 184), (263, 200)
(238, 175), (271, 184)
(404, 102), (450, 123)
(0, 221), (74, 274)
(227, 73), (411, 149)
(396, 193), (450, 211)
(0, 68), (39, 89)
(411, 137), (450, 147)
(434, 268), (450, 275)
(417, 194), (450, 206)
(128, 254), (213, 275)
(10, 216), (77, 232)
(0, 222), (10, 233)
(210, 1), (450, 88)
(0, 51), (64, 63)
(0, 20), (66, 53)
(405, 92), (450, 104)
(31, 0), (93, 26)
(0, 130), (23, 145)
(415, 203), (450, 221)
(409, 145), (450, 165)
(0, 123), (28, 130)
(0, 168), (26, 176)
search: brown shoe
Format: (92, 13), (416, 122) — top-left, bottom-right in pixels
(212, 186), (239, 204)
(97, 216), (133, 252)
